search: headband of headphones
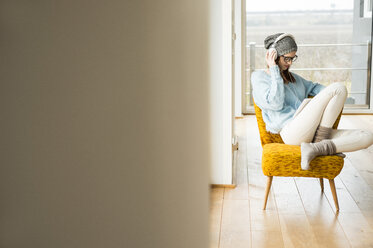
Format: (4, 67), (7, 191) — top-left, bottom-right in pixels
(270, 33), (295, 48)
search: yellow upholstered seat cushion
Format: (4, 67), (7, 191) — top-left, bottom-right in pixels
(262, 143), (344, 179)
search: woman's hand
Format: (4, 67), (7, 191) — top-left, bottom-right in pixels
(266, 49), (277, 67)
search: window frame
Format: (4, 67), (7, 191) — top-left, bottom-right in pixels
(240, 2), (373, 114)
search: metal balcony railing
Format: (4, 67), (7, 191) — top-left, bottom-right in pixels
(244, 41), (372, 109)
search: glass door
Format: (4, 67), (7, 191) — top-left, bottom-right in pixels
(244, 0), (373, 113)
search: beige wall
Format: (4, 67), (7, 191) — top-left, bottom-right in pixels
(0, 1), (210, 247)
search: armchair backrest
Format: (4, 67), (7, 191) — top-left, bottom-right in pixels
(253, 102), (284, 146)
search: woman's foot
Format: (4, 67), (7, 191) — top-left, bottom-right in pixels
(301, 140), (337, 170)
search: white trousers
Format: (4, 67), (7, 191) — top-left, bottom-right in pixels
(280, 83), (373, 153)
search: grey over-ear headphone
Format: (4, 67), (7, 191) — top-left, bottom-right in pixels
(268, 33), (295, 59)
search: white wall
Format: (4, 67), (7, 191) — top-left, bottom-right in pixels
(210, 0), (233, 184)
(0, 1), (210, 247)
(234, 0), (243, 117)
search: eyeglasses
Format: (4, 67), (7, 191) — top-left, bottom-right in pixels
(281, 55), (298, 63)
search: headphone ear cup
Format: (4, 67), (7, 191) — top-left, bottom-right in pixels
(268, 48), (277, 59)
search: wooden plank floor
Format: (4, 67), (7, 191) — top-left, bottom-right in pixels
(210, 115), (373, 248)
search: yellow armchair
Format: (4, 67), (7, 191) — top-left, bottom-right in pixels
(254, 102), (344, 211)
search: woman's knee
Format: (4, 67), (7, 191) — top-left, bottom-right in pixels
(358, 130), (373, 148)
(328, 82), (347, 97)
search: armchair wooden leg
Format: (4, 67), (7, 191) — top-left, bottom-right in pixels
(329, 179), (340, 211)
(319, 178), (324, 192)
(263, 176), (273, 210)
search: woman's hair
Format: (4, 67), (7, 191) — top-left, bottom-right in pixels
(275, 57), (296, 84)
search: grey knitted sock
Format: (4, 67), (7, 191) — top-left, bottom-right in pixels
(312, 126), (332, 143)
(336, 153), (346, 158)
(301, 139), (337, 170)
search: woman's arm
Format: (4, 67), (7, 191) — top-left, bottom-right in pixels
(299, 76), (325, 96)
(252, 65), (285, 111)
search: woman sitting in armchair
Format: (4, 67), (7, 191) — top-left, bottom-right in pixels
(251, 33), (373, 170)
